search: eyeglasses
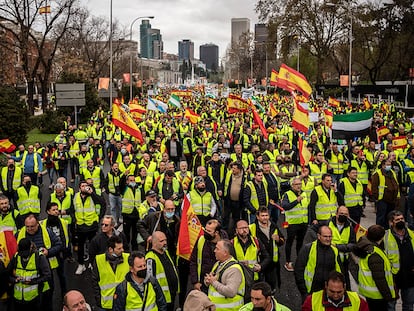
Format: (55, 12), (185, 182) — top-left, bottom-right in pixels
(101, 223), (110, 227)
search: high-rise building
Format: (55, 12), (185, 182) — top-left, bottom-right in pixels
(140, 20), (163, 59)
(255, 23), (268, 44)
(200, 44), (219, 71)
(231, 18), (250, 45)
(178, 39), (194, 61)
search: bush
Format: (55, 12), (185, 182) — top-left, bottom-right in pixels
(37, 110), (66, 133)
(0, 86), (30, 145)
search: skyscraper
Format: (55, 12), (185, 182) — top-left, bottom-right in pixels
(178, 39), (194, 61)
(231, 18), (250, 45)
(200, 44), (219, 71)
(255, 23), (268, 44)
(140, 20), (163, 59)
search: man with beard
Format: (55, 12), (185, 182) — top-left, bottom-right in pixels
(249, 207), (284, 289)
(190, 219), (227, 294)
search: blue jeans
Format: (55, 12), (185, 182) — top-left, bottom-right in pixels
(376, 200), (395, 229)
(109, 193), (122, 224)
(402, 286), (414, 311)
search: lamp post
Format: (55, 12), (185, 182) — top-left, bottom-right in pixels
(347, 2), (352, 104)
(129, 16), (154, 102)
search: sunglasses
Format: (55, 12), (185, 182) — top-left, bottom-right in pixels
(101, 223), (110, 227)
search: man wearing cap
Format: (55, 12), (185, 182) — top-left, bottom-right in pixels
(139, 190), (163, 219)
(188, 176), (217, 226)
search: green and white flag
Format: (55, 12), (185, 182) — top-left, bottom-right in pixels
(168, 94), (181, 109)
(332, 110), (373, 139)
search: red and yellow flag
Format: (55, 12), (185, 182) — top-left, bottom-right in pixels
(324, 109), (333, 129)
(270, 69), (278, 86)
(0, 231), (17, 267)
(184, 108), (200, 124)
(252, 106), (268, 140)
(0, 139), (16, 153)
(376, 126), (390, 142)
(363, 98), (371, 110)
(392, 136), (407, 150)
(354, 223), (368, 242)
(227, 94), (249, 114)
(298, 136), (312, 166)
(177, 196), (203, 260)
(98, 78), (110, 90)
(292, 101), (309, 133)
(277, 64), (312, 98)
(269, 103), (278, 117)
(39, 5), (51, 14)
(112, 102), (144, 145)
(328, 97), (340, 108)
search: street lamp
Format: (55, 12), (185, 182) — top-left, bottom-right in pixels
(129, 16), (154, 102)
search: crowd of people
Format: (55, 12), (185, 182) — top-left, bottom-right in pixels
(0, 91), (414, 311)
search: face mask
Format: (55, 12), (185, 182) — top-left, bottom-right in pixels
(8, 164), (14, 169)
(165, 211), (175, 219)
(395, 221), (405, 230)
(25, 182), (32, 187)
(121, 149), (126, 155)
(198, 187), (206, 192)
(338, 215), (348, 223)
(384, 165), (392, 171)
(129, 182), (136, 188)
(136, 269), (147, 279)
(204, 232), (215, 241)
(253, 307), (266, 311)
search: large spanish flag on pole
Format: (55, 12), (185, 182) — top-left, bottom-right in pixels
(292, 101), (310, 133)
(177, 195), (203, 260)
(112, 102), (144, 145)
(184, 108), (201, 124)
(277, 63), (312, 98)
(251, 106), (268, 140)
(298, 136), (312, 166)
(227, 94), (249, 114)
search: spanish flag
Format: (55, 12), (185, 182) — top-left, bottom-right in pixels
(184, 108), (200, 124)
(177, 195), (203, 260)
(298, 136), (312, 166)
(39, 5), (51, 14)
(328, 97), (340, 108)
(376, 126), (390, 143)
(172, 90), (192, 97)
(251, 106), (268, 140)
(0, 231), (17, 267)
(324, 109), (333, 129)
(269, 103), (278, 117)
(392, 136), (407, 150)
(270, 69), (278, 86)
(363, 98), (371, 110)
(277, 64), (312, 98)
(227, 94), (249, 114)
(0, 139), (16, 153)
(292, 101), (309, 133)
(112, 102), (144, 145)
(354, 223), (368, 242)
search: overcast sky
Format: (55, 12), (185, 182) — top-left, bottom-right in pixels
(86, 0), (259, 59)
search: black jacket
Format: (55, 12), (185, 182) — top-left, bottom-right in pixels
(353, 236), (394, 301)
(295, 240), (342, 295)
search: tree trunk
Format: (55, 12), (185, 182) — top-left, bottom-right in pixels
(26, 80), (35, 115)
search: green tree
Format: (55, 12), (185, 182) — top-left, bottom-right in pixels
(0, 86), (30, 145)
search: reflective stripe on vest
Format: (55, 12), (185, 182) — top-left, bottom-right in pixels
(189, 190), (212, 216)
(73, 193), (99, 226)
(311, 290), (361, 311)
(96, 253), (130, 309)
(351, 160), (369, 184)
(233, 236), (260, 280)
(107, 172), (120, 194)
(16, 186), (40, 215)
(342, 178), (363, 207)
(22, 152), (39, 173)
(314, 186), (337, 221)
(122, 187), (142, 214)
(249, 224), (279, 262)
(375, 170), (399, 201)
(1, 167), (22, 190)
(358, 246), (395, 299)
(284, 190), (308, 224)
(14, 253), (49, 301)
(145, 250), (179, 303)
(50, 192), (72, 224)
(125, 281), (158, 311)
(83, 167), (101, 195)
(246, 181), (268, 211)
(328, 153), (344, 175)
(328, 221), (351, 262)
(301, 177), (315, 198)
(208, 258), (245, 311)
(304, 241), (341, 293)
(309, 162), (327, 185)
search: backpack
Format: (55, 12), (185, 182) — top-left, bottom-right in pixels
(218, 260), (254, 303)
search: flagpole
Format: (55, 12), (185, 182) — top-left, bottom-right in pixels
(109, 0), (113, 111)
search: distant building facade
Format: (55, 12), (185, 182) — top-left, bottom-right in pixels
(178, 39), (194, 61)
(140, 20), (163, 59)
(231, 18), (250, 45)
(200, 44), (219, 71)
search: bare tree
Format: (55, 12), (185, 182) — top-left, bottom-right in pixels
(0, 0), (79, 114)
